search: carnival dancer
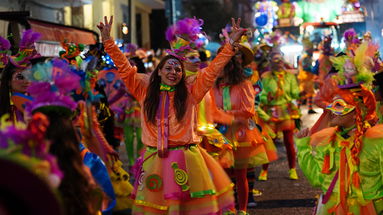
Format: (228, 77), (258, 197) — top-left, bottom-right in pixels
(295, 49), (382, 214)
(25, 57), (104, 215)
(66, 51), (133, 213)
(212, 36), (270, 214)
(99, 16), (246, 214)
(298, 38), (318, 114)
(249, 48), (279, 182)
(164, 18), (236, 169)
(0, 113), (64, 214)
(343, 29), (360, 57)
(316, 35), (334, 86)
(311, 41), (379, 134)
(0, 30), (41, 123)
(258, 50), (300, 180)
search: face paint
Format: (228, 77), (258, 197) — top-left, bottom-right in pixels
(167, 59), (181, 67)
(159, 58), (183, 86)
(185, 51), (201, 64)
(187, 56), (201, 64)
(326, 98), (356, 116)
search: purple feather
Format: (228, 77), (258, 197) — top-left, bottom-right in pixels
(26, 58), (80, 113)
(27, 82), (52, 97)
(175, 18), (203, 41)
(0, 36), (10, 51)
(165, 26), (176, 42)
(54, 71), (80, 93)
(343, 28), (357, 43)
(19, 29), (41, 49)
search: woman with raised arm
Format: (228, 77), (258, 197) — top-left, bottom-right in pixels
(98, 16), (245, 214)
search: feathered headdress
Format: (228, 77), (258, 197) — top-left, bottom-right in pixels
(0, 113), (63, 187)
(71, 55), (104, 103)
(10, 29), (41, 68)
(343, 28), (360, 55)
(25, 58), (80, 115)
(165, 17), (204, 60)
(0, 35), (11, 69)
(330, 41), (378, 88)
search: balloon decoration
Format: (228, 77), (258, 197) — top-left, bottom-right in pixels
(255, 12), (268, 27)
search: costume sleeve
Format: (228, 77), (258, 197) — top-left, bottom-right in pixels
(359, 137), (383, 200)
(259, 75), (271, 105)
(256, 106), (270, 122)
(211, 104), (234, 125)
(224, 82), (255, 119)
(103, 39), (147, 101)
(190, 43), (234, 103)
(289, 73), (300, 100)
(296, 136), (325, 187)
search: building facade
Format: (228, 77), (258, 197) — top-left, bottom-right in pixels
(0, 0), (164, 51)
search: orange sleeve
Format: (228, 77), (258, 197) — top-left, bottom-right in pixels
(225, 81), (255, 119)
(209, 90), (234, 125)
(190, 43), (234, 103)
(103, 39), (148, 102)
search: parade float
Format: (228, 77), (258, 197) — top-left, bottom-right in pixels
(253, 0), (367, 67)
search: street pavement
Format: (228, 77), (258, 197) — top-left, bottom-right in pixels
(247, 105), (323, 215)
(118, 105), (324, 215)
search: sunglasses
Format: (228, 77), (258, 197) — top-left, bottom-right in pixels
(326, 98), (355, 116)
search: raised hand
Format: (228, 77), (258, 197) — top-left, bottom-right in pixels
(228, 18), (247, 46)
(97, 16), (114, 42)
(295, 127), (310, 138)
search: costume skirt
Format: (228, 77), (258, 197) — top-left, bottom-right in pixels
(225, 124), (269, 169)
(199, 127), (235, 169)
(131, 144), (235, 215)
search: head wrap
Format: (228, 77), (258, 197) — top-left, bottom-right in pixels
(165, 17), (205, 60)
(9, 29), (42, 68)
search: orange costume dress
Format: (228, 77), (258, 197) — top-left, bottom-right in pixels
(212, 80), (269, 169)
(104, 39), (235, 214)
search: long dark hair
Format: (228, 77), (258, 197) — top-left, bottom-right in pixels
(144, 55), (188, 123)
(215, 49), (246, 86)
(37, 109), (100, 215)
(0, 63), (17, 117)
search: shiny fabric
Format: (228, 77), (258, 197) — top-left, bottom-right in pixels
(80, 144), (117, 214)
(296, 125), (383, 215)
(131, 145), (235, 214)
(212, 80), (268, 169)
(104, 39), (234, 148)
(259, 70), (300, 122)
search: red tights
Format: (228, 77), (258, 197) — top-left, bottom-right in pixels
(262, 129), (296, 170)
(235, 168), (249, 211)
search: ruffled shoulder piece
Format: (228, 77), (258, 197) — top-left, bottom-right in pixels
(365, 124), (383, 139)
(309, 127), (338, 147)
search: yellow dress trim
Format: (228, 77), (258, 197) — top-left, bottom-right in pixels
(134, 199), (168, 211)
(216, 183), (235, 196)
